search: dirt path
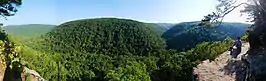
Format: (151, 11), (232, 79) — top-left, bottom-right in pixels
(197, 43), (249, 81)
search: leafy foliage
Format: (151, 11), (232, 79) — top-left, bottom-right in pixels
(106, 61), (150, 81)
(241, 30), (249, 42)
(14, 18), (237, 81)
(0, 27), (25, 81)
(192, 38), (233, 61)
(45, 18), (165, 56)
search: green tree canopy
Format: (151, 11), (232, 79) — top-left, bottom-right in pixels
(44, 18), (166, 56)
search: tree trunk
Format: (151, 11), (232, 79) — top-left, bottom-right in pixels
(247, 19), (266, 51)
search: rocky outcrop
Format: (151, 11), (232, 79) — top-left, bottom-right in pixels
(21, 67), (46, 81)
(0, 64), (45, 81)
(197, 43), (249, 81)
(197, 42), (266, 81)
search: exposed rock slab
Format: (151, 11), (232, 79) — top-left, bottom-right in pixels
(197, 43), (249, 81)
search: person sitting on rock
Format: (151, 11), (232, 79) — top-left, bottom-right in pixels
(231, 37), (242, 58)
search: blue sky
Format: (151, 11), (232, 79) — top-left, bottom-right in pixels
(0, 0), (248, 26)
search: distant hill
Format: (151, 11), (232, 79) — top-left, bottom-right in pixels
(3, 24), (55, 37)
(148, 23), (175, 34)
(162, 21), (250, 51)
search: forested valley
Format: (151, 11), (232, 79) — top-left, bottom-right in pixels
(1, 18), (249, 81)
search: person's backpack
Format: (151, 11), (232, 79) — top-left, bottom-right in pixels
(235, 40), (242, 48)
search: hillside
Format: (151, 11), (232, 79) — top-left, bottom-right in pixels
(43, 18), (165, 56)
(3, 24), (55, 37)
(162, 21), (249, 51)
(148, 23), (175, 34)
(22, 18), (170, 80)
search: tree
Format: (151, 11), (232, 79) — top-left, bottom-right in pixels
(0, 0), (22, 20)
(199, 0), (266, 51)
(0, 0), (22, 81)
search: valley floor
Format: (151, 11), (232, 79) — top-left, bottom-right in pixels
(197, 43), (249, 81)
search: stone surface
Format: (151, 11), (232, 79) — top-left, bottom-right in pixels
(197, 43), (249, 81)
(22, 67), (46, 81)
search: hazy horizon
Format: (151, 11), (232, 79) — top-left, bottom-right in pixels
(2, 19), (251, 26)
(0, 0), (250, 26)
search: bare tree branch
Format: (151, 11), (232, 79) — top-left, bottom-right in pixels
(200, 2), (252, 27)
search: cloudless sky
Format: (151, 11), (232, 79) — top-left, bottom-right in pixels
(0, 0), (249, 26)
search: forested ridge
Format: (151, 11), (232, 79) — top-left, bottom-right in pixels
(163, 21), (249, 51)
(44, 18), (165, 56)
(9, 18), (245, 81)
